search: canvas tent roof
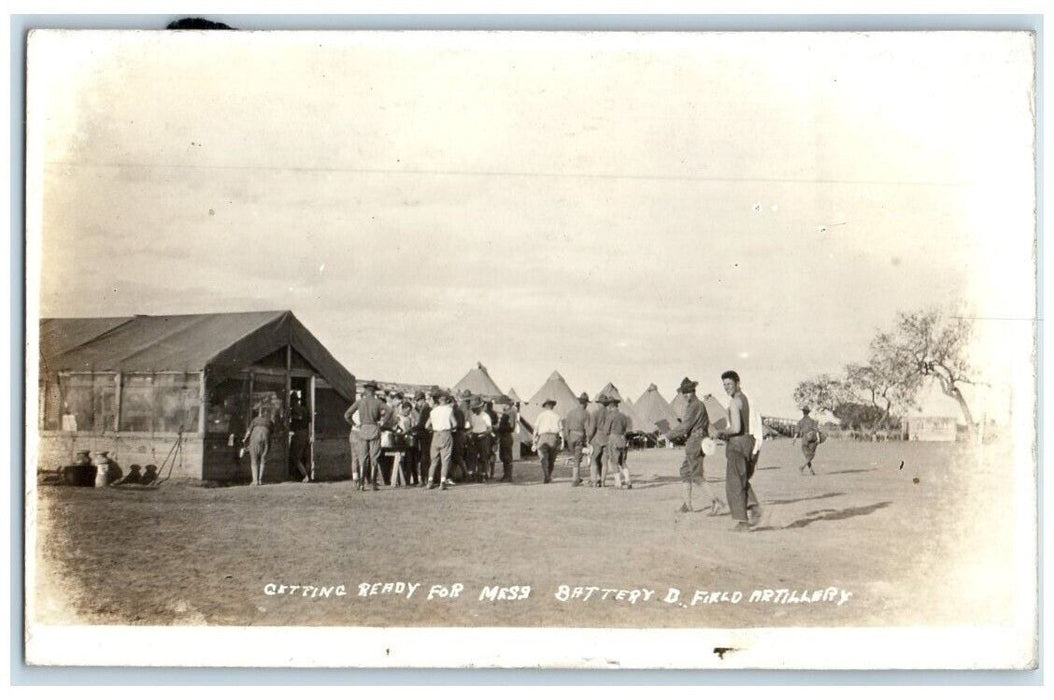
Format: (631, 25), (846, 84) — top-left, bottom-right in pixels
(597, 382), (623, 402)
(507, 387), (522, 403)
(669, 392), (688, 421)
(634, 383), (679, 433)
(526, 370), (580, 416)
(619, 397), (647, 432)
(453, 362), (506, 398)
(39, 310), (357, 401)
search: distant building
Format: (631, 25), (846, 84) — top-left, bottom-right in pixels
(904, 416), (958, 442)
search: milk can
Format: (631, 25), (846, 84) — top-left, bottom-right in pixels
(91, 451), (111, 488)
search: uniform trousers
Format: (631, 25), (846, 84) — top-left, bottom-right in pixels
(566, 431), (586, 482)
(428, 430), (454, 484)
(726, 434), (759, 522)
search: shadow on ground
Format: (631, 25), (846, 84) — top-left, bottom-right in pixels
(763, 491), (845, 506)
(754, 501), (893, 531)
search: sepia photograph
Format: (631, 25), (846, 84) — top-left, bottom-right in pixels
(23, 27), (1037, 669)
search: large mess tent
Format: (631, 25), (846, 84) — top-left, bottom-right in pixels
(37, 311), (356, 483)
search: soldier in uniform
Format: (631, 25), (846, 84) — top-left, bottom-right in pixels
(607, 397), (632, 489)
(715, 370), (761, 531)
(411, 391), (431, 487)
(494, 395), (517, 482)
(425, 391), (458, 490)
(532, 398), (563, 484)
(452, 389), (473, 482)
(288, 393), (312, 482)
(665, 377), (726, 514)
(343, 381), (391, 491)
(468, 398), (494, 482)
(588, 394), (614, 487)
(563, 392), (594, 487)
(795, 407), (821, 475)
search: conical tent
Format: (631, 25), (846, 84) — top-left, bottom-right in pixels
(619, 397), (647, 432)
(453, 362), (505, 399)
(669, 392), (688, 421)
(507, 387), (522, 403)
(526, 370), (581, 416)
(597, 382), (623, 402)
(635, 383), (678, 433)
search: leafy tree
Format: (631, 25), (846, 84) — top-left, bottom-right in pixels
(832, 402), (887, 433)
(874, 308), (977, 431)
(793, 374), (851, 415)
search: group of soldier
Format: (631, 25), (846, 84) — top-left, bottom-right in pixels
(343, 382), (519, 492)
(529, 391), (634, 488)
(341, 369), (820, 533)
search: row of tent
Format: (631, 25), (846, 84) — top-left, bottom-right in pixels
(451, 364), (688, 444)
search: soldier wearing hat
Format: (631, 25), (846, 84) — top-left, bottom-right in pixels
(409, 391), (431, 486)
(606, 397), (633, 489)
(795, 407), (821, 475)
(424, 391), (458, 490)
(494, 395), (517, 482)
(344, 381), (392, 491)
(563, 392), (594, 487)
(588, 394), (615, 487)
(467, 397), (495, 482)
(452, 388), (473, 482)
(532, 398), (563, 483)
(665, 377), (726, 514)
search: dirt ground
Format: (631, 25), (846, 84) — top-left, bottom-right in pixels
(32, 437), (1022, 629)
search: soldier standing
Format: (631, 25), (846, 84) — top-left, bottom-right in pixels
(452, 389), (473, 482)
(411, 391), (432, 487)
(665, 377), (726, 514)
(563, 392), (594, 487)
(607, 398), (632, 489)
(343, 381), (391, 491)
(715, 370), (761, 531)
(288, 393), (312, 482)
(468, 398), (494, 482)
(589, 394), (615, 487)
(495, 396), (517, 482)
(425, 392), (458, 490)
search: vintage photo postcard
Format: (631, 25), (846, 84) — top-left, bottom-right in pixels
(23, 29), (1037, 669)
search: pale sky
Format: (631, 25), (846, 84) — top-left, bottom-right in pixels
(27, 30), (1036, 418)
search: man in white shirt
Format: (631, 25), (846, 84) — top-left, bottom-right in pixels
(468, 398), (494, 482)
(532, 398), (563, 484)
(424, 392), (458, 490)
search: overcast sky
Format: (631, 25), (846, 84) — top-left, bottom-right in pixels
(28, 30), (1035, 418)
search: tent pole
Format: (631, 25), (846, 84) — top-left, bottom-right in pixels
(198, 371), (207, 436)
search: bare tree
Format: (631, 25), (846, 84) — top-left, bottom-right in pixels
(874, 308), (977, 432)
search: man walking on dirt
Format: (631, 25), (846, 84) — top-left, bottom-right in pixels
(588, 394), (615, 487)
(563, 392), (593, 487)
(795, 407), (821, 475)
(532, 398), (563, 484)
(665, 378), (725, 514)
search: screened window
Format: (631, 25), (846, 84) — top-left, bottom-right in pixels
(119, 375), (155, 432)
(53, 374), (117, 433)
(154, 373), (201, 433)
(315, 387), (350, 437)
